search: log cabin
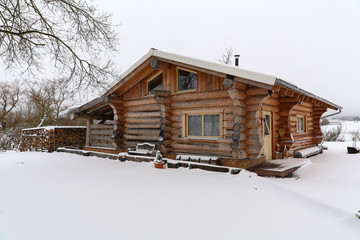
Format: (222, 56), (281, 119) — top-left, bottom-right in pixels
(69, 49), (342, 169)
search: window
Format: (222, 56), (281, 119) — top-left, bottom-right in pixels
(187, 114), (220, 137)
(297, 115), (306, 133)
(147, 73), (163, 95)
(264, 114), (271, 136)
(177, 68), (197, 92)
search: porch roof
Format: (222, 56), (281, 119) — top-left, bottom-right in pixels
(69, 96), (113, 120)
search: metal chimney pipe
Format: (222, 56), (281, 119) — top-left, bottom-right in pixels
(234, 55), (240, 66)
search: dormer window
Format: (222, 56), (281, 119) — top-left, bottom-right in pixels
(147, 72), (163, 95)
(177, 67), (197, 92)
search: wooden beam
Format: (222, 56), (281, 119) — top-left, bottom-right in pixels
(105, 95), (123, 104)
(105, 58), (152, 96)
(70, 113), (113, 120)
(149, 58), (171, 70)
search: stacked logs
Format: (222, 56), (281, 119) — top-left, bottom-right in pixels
(106, 96), (125, 150)
(153, 90), (172, 153)
(20, 127), (86, 152)
(20, 128), (51, 152)
(226, 82), (247, 159)
(54, 127), (86, 149)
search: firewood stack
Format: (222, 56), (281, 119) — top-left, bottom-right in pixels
(20, 126), (86, 152)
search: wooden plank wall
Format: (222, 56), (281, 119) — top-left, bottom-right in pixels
(90, 123), (114, 148)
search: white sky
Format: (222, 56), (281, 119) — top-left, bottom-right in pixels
(95, 0), (360, 116)
(1, 0), (359, 116)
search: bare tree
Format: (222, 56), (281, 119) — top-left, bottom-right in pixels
(218, 48), (234, 65)
(0, 0), (119, 90)
(26, 78), (75, 126)
(322, 125), (344, 142)
(0, 80), (21, 131)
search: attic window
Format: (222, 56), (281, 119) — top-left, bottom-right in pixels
(177, 67), (197, 92)
(147, 73), (163, 95)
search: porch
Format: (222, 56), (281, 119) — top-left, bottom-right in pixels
(248, 158), (310, 177)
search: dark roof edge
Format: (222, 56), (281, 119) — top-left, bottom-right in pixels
(275, 78), (342, 110)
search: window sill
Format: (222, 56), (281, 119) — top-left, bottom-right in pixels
(175, 89), (197, 94)
(185, 137), (220, 141)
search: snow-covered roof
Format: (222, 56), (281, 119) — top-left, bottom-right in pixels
(22, 126), (86, 131)
(86, 48), (341, 112)
(105, 48), (277, 95)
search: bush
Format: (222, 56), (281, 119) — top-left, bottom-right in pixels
(321, 118), (330, 126)
(323, 125), (344, 142)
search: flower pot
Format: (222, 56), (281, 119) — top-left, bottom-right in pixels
(154, 162), (165, 169)
(347, 146), (359, 154)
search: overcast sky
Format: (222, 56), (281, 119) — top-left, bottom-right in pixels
(93, 0), (359, 116)
(2, 0), (360, 116)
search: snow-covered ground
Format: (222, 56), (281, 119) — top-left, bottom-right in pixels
(0, 143), (360, 240)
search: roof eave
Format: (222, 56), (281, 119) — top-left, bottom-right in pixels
(275, 78), (342, 110)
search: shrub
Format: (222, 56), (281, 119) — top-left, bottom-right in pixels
(321, 118), (330, 126)
(323, 125), (344, 142)
(349, 129), (360, 147)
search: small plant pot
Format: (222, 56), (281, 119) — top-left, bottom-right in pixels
(347, 146), (359, 154)
(154, 162), (165, 169)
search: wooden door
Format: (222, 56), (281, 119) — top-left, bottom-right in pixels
(263, 111), (272, 160)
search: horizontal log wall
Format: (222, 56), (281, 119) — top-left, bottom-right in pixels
(289, 101), (315, 150)
(118, 62), (234, 158)
(312, 106), (327, 145)
(123, 97), (162, 148)
(94, 59), (333, 165)
(170, 90), (233, 157)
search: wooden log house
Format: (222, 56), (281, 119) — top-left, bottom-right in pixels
(69, 49), (342, 168)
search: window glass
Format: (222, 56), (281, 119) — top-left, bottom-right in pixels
(188, 115), (202, 136)
(178, 69), (197, 91)
(297, 116), (305, 132)
(147, 73), (163, 95)
(204, 114), (220, 136)
(264, 115), (270, 135)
